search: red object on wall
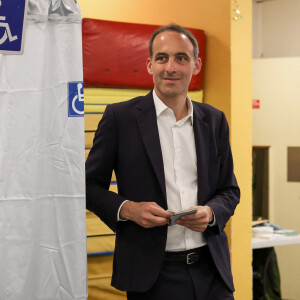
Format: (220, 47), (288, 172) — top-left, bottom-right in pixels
(82, 18), (205, 90)
(252, 99), (260, 109)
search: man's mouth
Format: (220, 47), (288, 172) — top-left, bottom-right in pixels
(163, 78), (180, 82)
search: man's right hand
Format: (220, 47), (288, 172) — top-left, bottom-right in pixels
(120, 201), (173, 228)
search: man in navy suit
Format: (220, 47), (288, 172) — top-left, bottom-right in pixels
(86, 24), (240, 299)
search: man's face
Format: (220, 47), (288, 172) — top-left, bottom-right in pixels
(147, 31), (201, 100)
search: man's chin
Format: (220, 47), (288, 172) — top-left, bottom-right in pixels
(156, 86), (184, 97)
(159, 90), (185, 99)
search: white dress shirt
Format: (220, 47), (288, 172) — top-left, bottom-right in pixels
(152, 90), (207, 251)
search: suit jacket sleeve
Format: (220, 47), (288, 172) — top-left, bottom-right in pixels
(86, 105), (126, 232)
(206, 112), (240, 234)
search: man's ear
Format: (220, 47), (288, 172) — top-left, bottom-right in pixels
(146, 58), (153, 75)
(193, 58), (202, 76)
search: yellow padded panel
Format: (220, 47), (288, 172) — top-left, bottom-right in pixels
(85, 149), (90, 160)
(85, 105), (106, 114)
(84, 87), (150, 104)
(88, 277), (126, 300)
(87, 235), (115, 253)
(88, 255), (115, 279)
(189, 90), (203, 102)
(109, 184), (118, 193)
(84, 87), (203, 104)
(85, 114), (103, 131)
(111, 172), (116, 182)
(86, 210), (114, 236)
(88, 256), (126, 300)
(84, 88), (203, 113)
(85, 131), (95, 148)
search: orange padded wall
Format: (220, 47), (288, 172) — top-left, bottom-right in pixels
(82, 18), (205, 90)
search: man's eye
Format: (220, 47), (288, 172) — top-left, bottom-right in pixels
(176, 56), (188, 62)
(156, 56), (167, 62)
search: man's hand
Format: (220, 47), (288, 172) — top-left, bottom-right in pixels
(120, 201), (173, 228)
(176, 206), (213, 232)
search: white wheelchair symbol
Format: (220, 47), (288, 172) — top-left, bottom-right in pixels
(0, 14), (18, 45)
(72, 83), (84, 115)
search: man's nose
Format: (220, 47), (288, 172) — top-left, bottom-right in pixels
(165, 58), (176, 74)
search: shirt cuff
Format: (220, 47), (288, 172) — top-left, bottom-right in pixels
(208, 209), (216, 227)
(117, 200), (129, 221)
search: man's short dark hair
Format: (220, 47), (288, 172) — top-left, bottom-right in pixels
(149, 24), (199, 59)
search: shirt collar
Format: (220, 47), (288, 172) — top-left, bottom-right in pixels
(152, 90), (194, 124)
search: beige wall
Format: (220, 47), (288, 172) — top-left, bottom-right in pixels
(253, 0), (300, 58)
(253, 57), (300, 299)
(79, 1), (253, 298)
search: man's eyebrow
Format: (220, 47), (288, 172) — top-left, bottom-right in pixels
(154, 52), (191, 58)
(175, 52), (190, 57)
(154, 52), (168, 57)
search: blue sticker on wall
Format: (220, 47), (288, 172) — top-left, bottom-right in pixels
(0, 0), (28, 54)
(68, 82), (84, 117)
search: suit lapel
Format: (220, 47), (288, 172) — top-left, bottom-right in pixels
(136, 92), (167, 202)
(193, 103), (210, 205)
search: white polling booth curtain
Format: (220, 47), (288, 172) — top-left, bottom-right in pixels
(0, 0), (87, 299)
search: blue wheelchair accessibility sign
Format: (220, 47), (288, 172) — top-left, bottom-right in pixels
(0, 0), (28, 54)
(68, 82), (84, 117)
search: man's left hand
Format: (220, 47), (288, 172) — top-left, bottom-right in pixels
(176, 206), (213, 232)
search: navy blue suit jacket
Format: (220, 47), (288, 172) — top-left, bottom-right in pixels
(86, 91), (240, 292)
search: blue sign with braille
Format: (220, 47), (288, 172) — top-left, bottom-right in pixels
(0, 0), (28, 54)
(68, 82), (84, 117)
